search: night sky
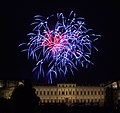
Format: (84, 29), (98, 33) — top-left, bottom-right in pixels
(2, 0), (119, 84)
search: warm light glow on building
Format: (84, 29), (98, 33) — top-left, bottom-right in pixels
(34, 84), (105, 106)
(112, 82), (118, 89)
(0, 80), (120, 106)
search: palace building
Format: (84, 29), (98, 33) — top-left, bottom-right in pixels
(0, 80), (120, 106)
(34, 84), (105, 106)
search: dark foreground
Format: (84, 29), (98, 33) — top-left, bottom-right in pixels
(0, 101), (120, 113)
(0, 81), (119, 113)
(39, 104), (120, 113)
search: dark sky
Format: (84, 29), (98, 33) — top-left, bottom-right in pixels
(2, 0), (119, 84)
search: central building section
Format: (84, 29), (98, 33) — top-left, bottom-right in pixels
(34, 84), (77, 104)
(57, 84), (76, 103)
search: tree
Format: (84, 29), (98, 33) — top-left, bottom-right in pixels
(10, 80), (40, 113)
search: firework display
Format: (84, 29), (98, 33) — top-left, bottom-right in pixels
(20, 11), (100, 83)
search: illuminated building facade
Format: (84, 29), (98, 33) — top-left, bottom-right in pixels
(0, 80), (120, 106)
(34, 84), (105, 106)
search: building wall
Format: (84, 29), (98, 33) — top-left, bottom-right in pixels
(76, 86), (105, 105)
(34, 84), (105, 106)
(0, 80), (119, 106)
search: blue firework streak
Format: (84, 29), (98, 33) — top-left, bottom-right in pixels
(19, 11), (100, 83)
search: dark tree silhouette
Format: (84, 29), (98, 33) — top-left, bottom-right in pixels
(10, 80), (40, 113)
(104, 87), (115, 113)
(0, 97), (9, 113)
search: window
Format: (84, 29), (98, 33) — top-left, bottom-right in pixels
(62, 91), (64, 95)
(44, 91), (46, 95)
(80, 91), (82, 95)
(59, 91), (61, 95)
(84, 91), (86, 95)
(98, 91), (100, 95)
(91, 91), (93, 95)
(76, 91), (79, 95)
(54, 100), (56, 103)
(62, 100), (64, 103)
(40, 91), (42, 95)
(88, 91), (89, 95)
(54, 91), (57, 95)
